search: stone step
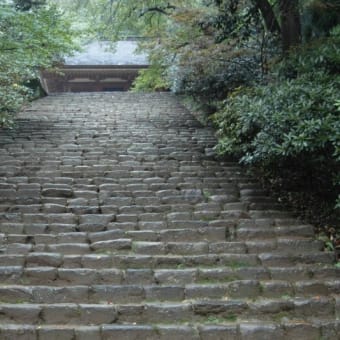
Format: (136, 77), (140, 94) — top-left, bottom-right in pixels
(0, 182), (244, 192)
(0, 220), (316, 238)
(0, 279), (338, 304)
(0, 238), (325, 256)
(0, 92), (338, 338)
(0, 264), (339, 285)
(0, 227), (229, 245)
(0, 321), (339, 340)
(0, 295), (338, 325)
(0, 251), (334, 269)
(234, 225), (315, 240)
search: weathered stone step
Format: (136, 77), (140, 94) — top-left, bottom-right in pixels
(0, 280), (338, 304)
(0, 320), (339, 340)
(0, 251), (334, 269)
(0, 295), (338, 325)
(0, 239), (325, 257)
(0, 181), (244, 191)
(234, 224), (315, 240)
(0, 220), (316, 240)
(0, 178), (251, 188)
(1, 264), (339, 285)
(0, 227), (228, 245)
(0, 92), (338, 338)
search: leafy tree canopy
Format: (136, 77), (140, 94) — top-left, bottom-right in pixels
(0, 0), (77, 126)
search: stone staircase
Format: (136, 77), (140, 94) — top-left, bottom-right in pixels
(0, 92), (338, 339)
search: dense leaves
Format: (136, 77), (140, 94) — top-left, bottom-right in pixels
(214, 73), (340, 165)
(0, 1), (76, 126)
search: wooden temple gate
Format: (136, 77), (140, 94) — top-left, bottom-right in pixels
(40, 65), (147, 94)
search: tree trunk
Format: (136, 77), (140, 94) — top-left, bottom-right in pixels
(255, 0), (281, 34)
(279, 0), (301, 51)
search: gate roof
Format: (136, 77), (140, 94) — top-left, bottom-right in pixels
(64, 41), (149, 66)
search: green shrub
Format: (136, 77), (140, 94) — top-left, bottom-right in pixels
(213, 27), (340, 219)
(214, 72), (339, 161)
(213, 71), (340, 210)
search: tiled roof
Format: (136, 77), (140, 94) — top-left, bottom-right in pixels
(64, 41), (149, 66)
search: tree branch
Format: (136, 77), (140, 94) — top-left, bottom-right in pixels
(139, 4), (176, 17)
(0, 47), (19, 52)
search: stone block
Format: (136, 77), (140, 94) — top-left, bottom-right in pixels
(41, 304), (80, 324)
(199, 325), (239, 340)
(145, 286), (185, 301)
(91, 239), (132, 252)
(75, 326), (101, 340)
(90, 285), (145, 304)
(167, 242), (209, 255)
(156, 325), (200, 340)
(124, 269), (154, 284)
(283, 322), (321, 340)
(42, 188), (73, 198)
(240, 323), (284, 340)
(0, 325), (36, 340)
(38, 326), (75, 340)
(24, 267), (57, 283)
(0, 304), (41, 324)
(143, 303), (192, 323)
(57, 268), (97, 284)
(26, 253), (63, 267)
(102, 325), (156, 340)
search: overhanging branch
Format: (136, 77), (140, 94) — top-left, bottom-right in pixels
(139, 4), (176, 17)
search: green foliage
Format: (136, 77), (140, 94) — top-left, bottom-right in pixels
(138, 0), (278, 101)
(14, 0), (46, 11)
(54, 0), (182, 40)
(214, 73), (340, 162)
(132, 63), (170, 92)
(302, 0), (340, 40)
(213, 34), (340, 213)
(0, 2), (76, 126)
(131, 40), (171, 91)
(171, 40), (267, 100)
(277, 25), (340, 77)
(56, 1), (278, 99)
(334, 99), (340, 209)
